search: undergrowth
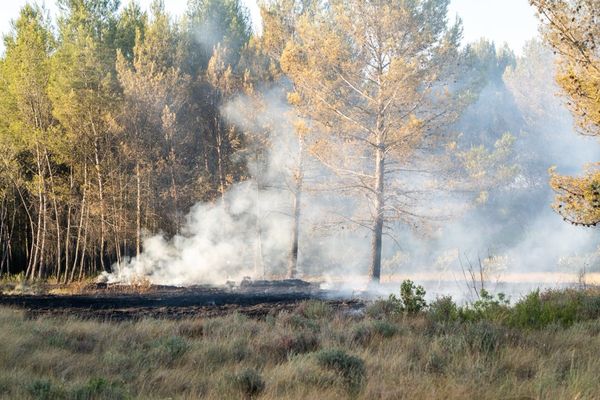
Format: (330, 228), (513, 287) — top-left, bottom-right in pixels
(1, 284), (600, 399)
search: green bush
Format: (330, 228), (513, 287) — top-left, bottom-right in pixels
(372, 320), (398, 338)
(26, 379), (58, 400)
(315, 349), (366, 394)
(350, 320), (397, 346)
(71, 378), (127, 400)
(509, 289), (589, 329)
(350, 322), (374, 346)
(400, 280), (427, 314)
(428, 296), (459, 324)
(367, 280), (427, 319)
(365, 298), (402, 319)
(146, 336), (188, 364)
(459, 290), (510, 323)
(231, 369), (265, 399)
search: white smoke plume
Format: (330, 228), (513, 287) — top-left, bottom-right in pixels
(104, 41), (600, 300)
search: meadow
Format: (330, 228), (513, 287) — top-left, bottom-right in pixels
(1, 284), (600, 399)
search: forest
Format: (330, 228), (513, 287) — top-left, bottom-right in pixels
(0, 0), (598, 285)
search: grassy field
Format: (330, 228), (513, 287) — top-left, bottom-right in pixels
(2, 286), (600, 399)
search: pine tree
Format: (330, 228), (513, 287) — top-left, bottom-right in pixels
(281, 0), (465, 282)
(531, 0), (600, 226)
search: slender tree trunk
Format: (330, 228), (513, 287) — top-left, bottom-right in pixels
(254, 178), (264, 278)
(38, 193), (47, 279)
(71, 164), (87, 283)
(15, 184), (35, 279)
(288, 137), (305, 279)
(369, 95), (386, 283)
(136, 162), (141, 258)
(93, 136), (106, 272)
(29, 144), (45, 280)
(45, 150), (61, 281)
(63, 168), (73, 283)
(0, 197), (7, 276)
(369, 143), (385, 283)
(168, 150), (180, 230)
(215, 119), (227, 200)
(78, 204), (90, 281)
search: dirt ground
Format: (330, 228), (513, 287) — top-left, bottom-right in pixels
(0, 280), (365, 321)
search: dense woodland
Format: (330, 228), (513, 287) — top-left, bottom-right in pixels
(0, 0), (597, 283)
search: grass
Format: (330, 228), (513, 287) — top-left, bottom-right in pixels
(1, 287), (600, 399)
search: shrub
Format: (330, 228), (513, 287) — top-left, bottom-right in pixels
(400, 280), (427, 314)
(463, 321), (505, 355)
(372, 320), (398, 338)
(424, 350), (447, 374)
(232, 369), (265, 399)
(177, 320), (204, 339)
(510, 290), (582, 329)
(350, 323), (374, 346)
(428, 296), (459, 324)
(26, 379), (57, 400)
(278, 312), (319, 332)
(147, 336), (188, 364)
(315, 349), (366, 394)
(296, 300), (333, 320)
(270, 332), (320, 360)
(71, 378), (127, 400)
(365, 298), (402, 319)
(367, 280), (427, 318)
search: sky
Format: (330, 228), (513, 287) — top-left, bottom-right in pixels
(0, 0), (540, 54)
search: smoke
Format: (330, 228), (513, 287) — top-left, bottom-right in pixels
(103, 182), (291, 285)
(104, 39), (599, 300)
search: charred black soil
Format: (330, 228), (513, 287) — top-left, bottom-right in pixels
(0, 279), (365, 321)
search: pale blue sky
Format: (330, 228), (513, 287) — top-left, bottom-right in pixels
(0, 0), (539, 54)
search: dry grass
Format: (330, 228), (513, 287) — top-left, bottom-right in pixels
(1, 294), (600, 399)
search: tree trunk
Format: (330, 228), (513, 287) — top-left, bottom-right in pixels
(254, 177), (264, 278)
(37, 192), (47, 279)
(63, 168), (73, 283)
(369, 143), (385, 283)
(369, 94), (386, 283)
(93, 136), (106, 272)
(136, 162), (141, 258)
(71, 164), (87, 283)
(45, 150), (61, 281)
(287, 137), (305, 279)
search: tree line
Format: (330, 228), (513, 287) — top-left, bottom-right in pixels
(0, 0), (594, 283)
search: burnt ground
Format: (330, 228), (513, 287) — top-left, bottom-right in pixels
(0, 280), (365, 321)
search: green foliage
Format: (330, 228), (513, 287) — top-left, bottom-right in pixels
(463, 321), (506, 355)
(428, 296), (459, 324)
(315, 349), (366, 395)
(71, 378), (127, 400)
(26, 379), (58, 400)
(399, 280), (427, 314)
(365, 297), (403, 319)
(509, 289), (588, 329)
(371, 320), (398, 338)
(231, 369), (265, 399)
(367, 280), (427, 318)
(296, 300), (333, 320)
(147, 335), (189, 364)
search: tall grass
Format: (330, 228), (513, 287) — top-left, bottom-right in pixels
(1, 287), (600, 399)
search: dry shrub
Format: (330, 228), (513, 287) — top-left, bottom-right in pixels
(178, 320), (204, 339)
(295, 300), (333, 320)
(257, 331), (320, 363)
